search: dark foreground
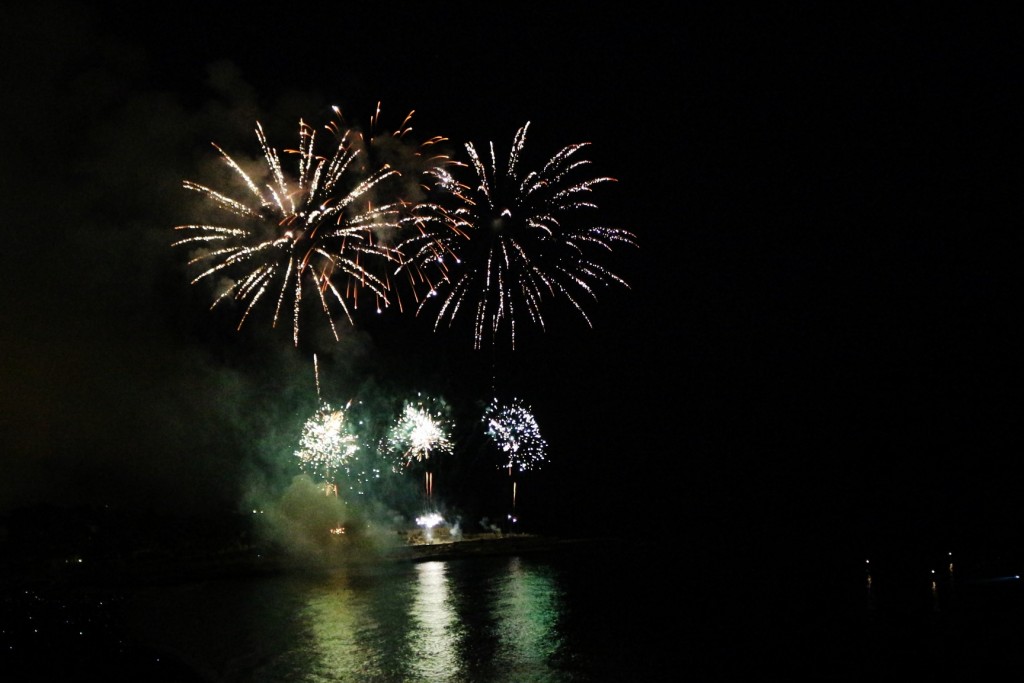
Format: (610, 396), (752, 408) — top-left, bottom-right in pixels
(0, 524), (603, 681)
(3, 506), (1024, 680)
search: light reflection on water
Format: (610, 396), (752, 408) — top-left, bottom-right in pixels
(18, 542), (1024, 679)
(408, 561), (459, 681)
(492, 556), (563, 677)
(125, 554), (578, 682)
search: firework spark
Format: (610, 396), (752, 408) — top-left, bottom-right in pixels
(484, 397), (547, 473)
(414, 121), (639, 349)
(295, 401), (359, 492)
(172, 112), (407, 346)
(334, 398), (391, 497)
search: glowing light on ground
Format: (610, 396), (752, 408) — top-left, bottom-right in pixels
(416, 513), (445, 529)
(416, 513), (446, 543)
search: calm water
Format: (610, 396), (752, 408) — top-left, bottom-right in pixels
(5, 539), (1024, 681)
(119, 545), (674, 682)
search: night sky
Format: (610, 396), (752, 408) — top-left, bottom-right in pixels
(1, 3), (1019, 554)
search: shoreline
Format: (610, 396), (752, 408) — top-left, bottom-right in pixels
(1, 532), (619, 591)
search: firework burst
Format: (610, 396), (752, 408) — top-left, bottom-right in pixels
(325, 103), (467, 314)
(484, 396), (547, 516)
(383, 394), (454, 469)
(172, 112), (407, 346)
(295, 401), (360, 492)
(483, 396), (547, 474)
(382, 393), (454, 500)
(414, 121), (639, 349)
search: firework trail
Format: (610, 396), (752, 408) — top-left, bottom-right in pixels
(413, 121), (639, 349)
(172, 111), (408, 346)
(295, 401), (360, 495)
(382, 393), (454, 498)
(484, 396), (547, 512)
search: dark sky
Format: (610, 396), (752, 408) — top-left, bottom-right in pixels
(0, 3), (1019, 549)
